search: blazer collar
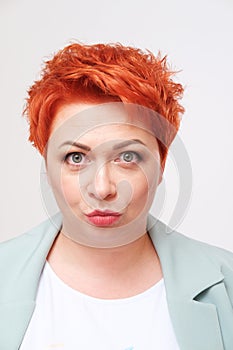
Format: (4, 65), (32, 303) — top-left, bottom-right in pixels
(147, 215), (225, 349)
(147, 215), (224, 299)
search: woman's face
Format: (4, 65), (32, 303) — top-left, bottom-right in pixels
(46, 102), (162, 247)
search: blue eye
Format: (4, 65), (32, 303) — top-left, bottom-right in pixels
(65, 152), (86, 165)
(118, 151), (141, 163)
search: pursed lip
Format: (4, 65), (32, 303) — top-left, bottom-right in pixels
(85, 210), (122, 227)
(86, 210), (121, 217)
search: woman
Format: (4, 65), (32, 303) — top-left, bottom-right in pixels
(0, 42), (232, 350)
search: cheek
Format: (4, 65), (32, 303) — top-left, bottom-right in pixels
(46, 159), (83, 210)
(60, 174), (82, 205)
(130, 173), (149, 203)
(129, 167), (158, 209)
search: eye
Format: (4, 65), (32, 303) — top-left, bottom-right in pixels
(115, 151), (142, 164)
(64, 152), (86, 166)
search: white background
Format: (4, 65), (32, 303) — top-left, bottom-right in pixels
(0, 0), (232, 250)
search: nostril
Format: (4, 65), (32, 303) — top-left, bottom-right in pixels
(86, 179), (117, 201)
(95, 182), (117, 200)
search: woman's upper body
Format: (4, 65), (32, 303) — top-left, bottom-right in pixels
(2, 42), (233, 349)
(0, 213), (233, 350)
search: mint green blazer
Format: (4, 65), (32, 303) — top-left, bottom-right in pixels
(0, 213), (233, 350)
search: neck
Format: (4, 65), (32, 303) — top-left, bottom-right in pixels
(48, 229), (158, 277)
(47, 227), (163, 299)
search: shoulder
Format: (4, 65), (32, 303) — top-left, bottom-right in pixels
(149, 215), (233, 258)
(173, 228), (233, 266)
(148, 215), (233, 279)
(174, 229), (233, 269)
(0, 213), (62, 267)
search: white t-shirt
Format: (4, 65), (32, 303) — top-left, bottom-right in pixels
(20, 262), (180, 350)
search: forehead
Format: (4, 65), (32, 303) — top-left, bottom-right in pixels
(49, 102), (157, 145)
(51, 102), (155, 130)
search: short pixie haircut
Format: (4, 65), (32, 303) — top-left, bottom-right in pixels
(24, 42), (184, 170)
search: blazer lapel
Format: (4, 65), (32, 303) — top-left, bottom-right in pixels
(147, 215), (226, 350)
(0, 301), (36, 350)
(0, 213), (62, 350)
(166, 295), (225, 350)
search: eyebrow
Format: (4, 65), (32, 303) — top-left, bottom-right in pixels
(59, 139), (146, 151)
(59, 141), (91, 151)
(112, 139), (146, 150)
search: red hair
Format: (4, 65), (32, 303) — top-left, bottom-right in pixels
(24, 42), (184, 169)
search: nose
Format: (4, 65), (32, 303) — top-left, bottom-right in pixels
(87, 163), (117, 200)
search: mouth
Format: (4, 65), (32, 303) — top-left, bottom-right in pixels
(85, 210), (122, 226)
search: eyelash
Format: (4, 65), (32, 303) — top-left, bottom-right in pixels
(64, 152), (87, 167)
(115, 151), (142, 164)
(64, 151), (142, 169)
